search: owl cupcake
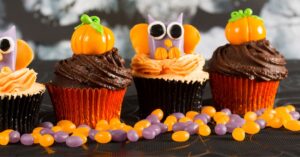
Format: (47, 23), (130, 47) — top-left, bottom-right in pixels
(206, 8), (288, 114)
(130, 14), (209, 117)
(0, 26), (45, 133)
(47, 14), (132, 127)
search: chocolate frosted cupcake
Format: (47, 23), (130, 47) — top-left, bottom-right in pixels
(130, 14), (208, 117)
(47, 14), (132, 127)
(207, 8), (288, 114)
(0, 26), (45, 133)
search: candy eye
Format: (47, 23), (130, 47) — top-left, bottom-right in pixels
(167, 22), (183, 40)
(148, 21), (166, 40)
(0, 37), (14, 54)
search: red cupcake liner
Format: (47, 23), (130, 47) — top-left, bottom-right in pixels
(46, 84), (126, 127)
(210, 73), (279, 115)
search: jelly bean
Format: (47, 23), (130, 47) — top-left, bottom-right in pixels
(54, 131), (69, 143)
(127, 130), (139, 142)
(96, 120), (110, 131)
(186, 111), (199, 120)
(284, 120), (300, 131)
(146, 114), (160, 124)
(151, 109), (164, 120)
(110, 130), (127, 142)
(165, 115), (178, 123)
(9, 131), (20, 143)
(122, 125), (133, 132)
(215, 115), (230, 124)
(39, 134), (54, 147)
(40, 128), (54, 135)
(244, 112), (257, 121)
(184, 122), (199, 135)
(95, 131), (112, 144)
(215, 124), (227, 135)
(172, 122), (186, 132)
(242, 121), (260, 134)
(20, 134), (34, 146)
(142, 128), (156, 140)
(0, 132), (9, 145)
(213, 112), (227, 122)
(179, 117), (192, 123)
(232, 128), (245, 142)
(73, 127), (90, 137)
(134, 120), (151, 129)
(172, 112), (185, 120)
(172, 131), (190, 142)
(52, 126), (63, 133)
(268, 117), (282, 128)
(221, 108), (231, 116)
(57, 120), (76, 133)
(201, 106), (216, 117)
(39, 122), (54, 129)
(109, 118), (121, 126)
(198, 125), (211, 136)
(66, 136), (83, 147)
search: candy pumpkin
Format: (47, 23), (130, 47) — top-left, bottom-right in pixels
(225, 8), (266, 45)
(71, 14), (115, 55)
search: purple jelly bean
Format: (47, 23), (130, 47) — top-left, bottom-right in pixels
(20, 134), (34, 146)
(215, 124), (227, 135)
(155, 123), (168, 133)
(66, 136), (83, 147)
(255, 119), (266, 129)
(110, 130), (127, 142)
(127, 130), (139, 142)
(146, 114), (160, 124)
(148, 124), (161, 136)
(88, 129), (99, 141)
(9, 131), (20, 143)
(54, 131), (69, 143)
(172, 112), (185, 120)
(290, 111), (300, 120)
(194, 114), (208, 124)
(39, 122), (54, 129)
(184, 122), (199, 135)
(142, 128), (156, 140)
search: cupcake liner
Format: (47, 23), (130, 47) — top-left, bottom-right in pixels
(46, 84), (126, 127)
(0, 92), (44, 133)
(210, 73), (279, 115)
(133, 77), (207, 118)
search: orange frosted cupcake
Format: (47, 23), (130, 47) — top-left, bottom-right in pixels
(47, 14), (132, 127)
(130, 14), (208, 117)
(206, 8), (288, 114)
(0, 26), (45, 133)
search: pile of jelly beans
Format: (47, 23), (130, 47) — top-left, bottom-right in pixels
(0, 105), (299, 148)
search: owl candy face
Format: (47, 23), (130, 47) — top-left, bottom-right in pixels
(147, 14), (184, 59)
(0, 26), (17, 70)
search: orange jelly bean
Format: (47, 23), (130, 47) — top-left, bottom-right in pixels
(172, 131), (190, 142)
(151, 109), (164, 120)
(201, 106), (216, 117)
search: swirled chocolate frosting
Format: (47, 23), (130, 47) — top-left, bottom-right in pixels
(52, 48), (132, 90)
(207, 39), (288, 81)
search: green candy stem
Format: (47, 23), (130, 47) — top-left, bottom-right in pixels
(228, 8), (263, 22)
(75, 14), (104, 35)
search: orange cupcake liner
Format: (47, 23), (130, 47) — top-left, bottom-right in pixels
(46, 84), (126, 127)
(209, 73), (279, 115)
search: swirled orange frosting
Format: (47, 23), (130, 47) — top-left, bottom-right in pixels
(0, 67), (37, 93)
(131, 54), (203, 76)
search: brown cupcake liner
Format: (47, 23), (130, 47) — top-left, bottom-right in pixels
(46, 84), (126, 127)
(210, 73), (279, 115)
(0, 92), (45, 133)
(133, 77), (207, 118)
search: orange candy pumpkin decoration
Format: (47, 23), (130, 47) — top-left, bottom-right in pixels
(225, 8), (266, 45)
(71, 14), (115, 55)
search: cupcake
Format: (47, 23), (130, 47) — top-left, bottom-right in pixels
(130, 13), (209, 117)
(206, 8), (288, 114)
(47, 14), (132, 127)
(0, 26), (45, 133)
